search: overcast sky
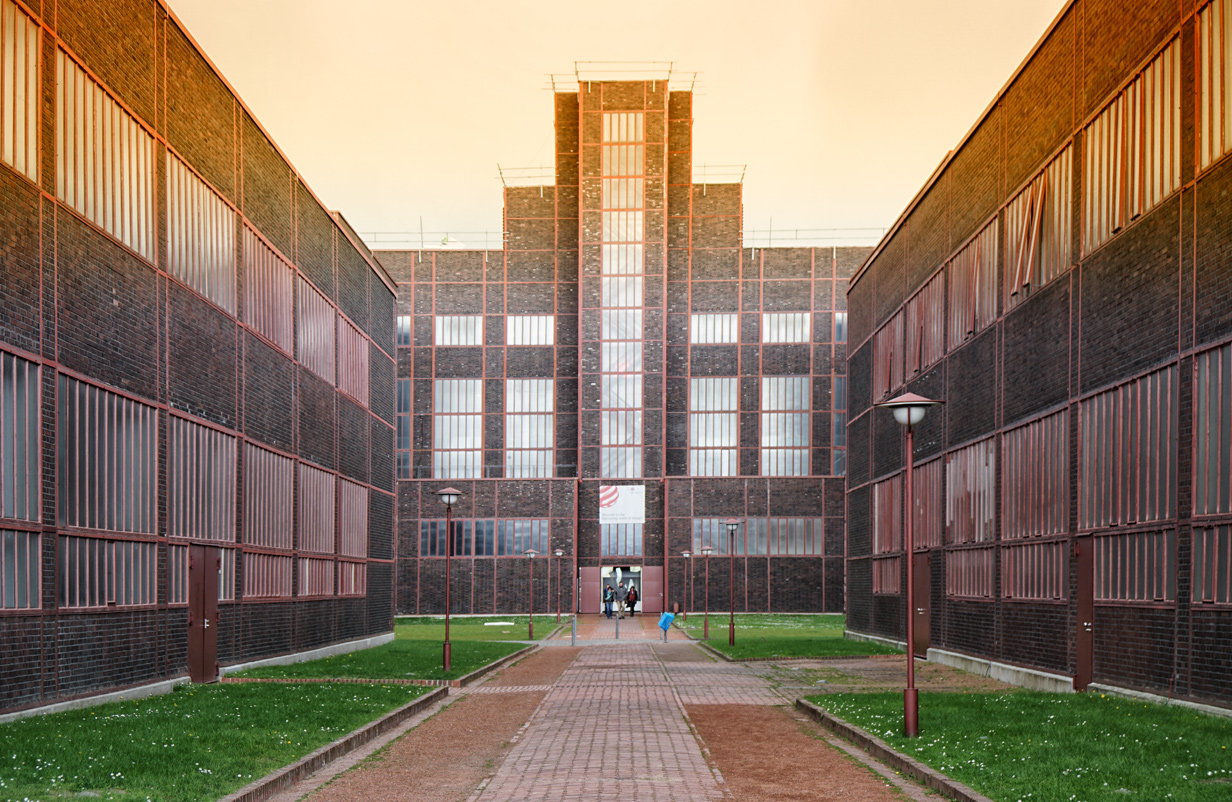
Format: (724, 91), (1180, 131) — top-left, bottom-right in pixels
(167, 0), (1068, 249)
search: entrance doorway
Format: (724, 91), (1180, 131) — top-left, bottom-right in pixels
(913, 553), (931, 658)
(1075, 535), (1094, 690)
(187, 544), (220, 683)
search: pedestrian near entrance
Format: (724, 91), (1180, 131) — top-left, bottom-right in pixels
(603, 584), (614, 619)
(616, 581), (629, 618)
(627, 584), (638, 616)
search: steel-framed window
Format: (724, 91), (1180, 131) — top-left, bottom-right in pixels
(1200, 0), (1232, 170)
(1, 0), (39, 182)
(242, 551), (292, 599)
(433, 378), (483, 479)
(0, 528), (38, 608)
(339, 561), (366, 596)
(1083, 39), (1180, 254)
(0, 351), (39, 522)
(834, 312), (848, 344)
(244, 443), (293, 550)
(873, 475), (903, 556)
(912, 458), (943, 549)
(338, 479), (368, 558)
(396, 315), (412, 347)
(1095, 530), (1175, 602)
(691, 313), (739, 345)
(57, 535), (155, 608)
(946, 546), (994, 599)
(1193, 525), (1232, 604)
(872, 311), (904, 402)
(167, 415), (236, 542)
(419, 518), (548, 558)
(506, 378), (554, 478)
(601, 523), (642, 558)
(700, 517), (826, 556)
(298, 557), (333, 597)
(507, 315), (555, 346)
(167, 153), (236, 313)
(1080, 365), (1177, 529)
(946, 437), (995, 544)
(872, 556), (900, 595)
(947, 220), (997, 347)
(762, 313), (810, 344)
(297, 277), (335, 384)
(904, 272), (944, 376)
(1002, 540), (1067, 601)
(689, 378), (737, 477)
(166, 544), (235, 604)
(1195, 343), (1232, 516)
(760, 377), (809, 476)
(218, 547), (236, 601)
(1002, 409), (1068, 539)
(297, 463), (335, 554)
(435, 315), (483, 346)
(338, 316), (370, 407)
(832, 376), (847, 476)
(396, 379), (411, 480)
(1005, 145), (1072, 310)
(244, 227), (293, 353)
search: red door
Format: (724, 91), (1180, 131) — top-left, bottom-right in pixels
(1075, 535), (1094, 690)
(913, 553), (931, 658)
(579, 567), (601, 614)
(188, 544), (220, 683)
(640, 566), (663, 614)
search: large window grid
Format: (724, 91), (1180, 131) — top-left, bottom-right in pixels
(1002, 540), (1067, 601)
(1095, 530), (1175, 603)
(946, 547), (994, 600)
(243, 552), (292, 599)
(57, 535), (155, 608)
(507, 315), (555, 346)
(243, 443), (293, 550)
(339, 561), (366, 596)
(433, 378), (483, 479)
(166, 153), (236, 314)
(762, 313), (810, 344)
(946, 438), (995, 544)
(601, 522), (643, 558)
(338, 316), (370, 407)
(689, 378), (738, 476)
(435, 315), (483, 346)
(1005, 145), (1072, 310)
(691, 313), (739, 344)
(947, 221), (997, 347)
(297, 463), (335, 554)
(0, 352), (38, 522)
(297, 277), (336, 385)
(506, 379), (554, 478)
(691, 517), (827, 556)
(338, 479), (368, 558)
(419, 518), (549, 558)
(1002, 409), (1068, 539)
(872, 556), (900, 595)
(0, 529), (38, 609)
(761, 377), (809, 476)
(243, 227), (293, 353)
(1, 0), (39, 182)
(167, 416), (236, 542)
(298, 557), (333, 597)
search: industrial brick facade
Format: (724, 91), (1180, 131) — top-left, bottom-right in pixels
(380, 76), (864, 618)
(847, 0), (1232, 708)
(0, 0), (395, 715)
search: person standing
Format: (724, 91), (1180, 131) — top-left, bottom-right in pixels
(616, 581), (629, 619)
(603, 584), (614, 619)
(627, 583), (638, 616)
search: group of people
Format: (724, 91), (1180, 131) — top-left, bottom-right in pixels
(602, 581), (638, 619)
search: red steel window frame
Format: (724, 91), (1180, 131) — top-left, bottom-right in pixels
(0, 0), (40, 183)
(1094, 530), (1175, 603)
(946, 437), (995, 545)
(946, 220), (997, 347)
(1002, 408), (1068, 539)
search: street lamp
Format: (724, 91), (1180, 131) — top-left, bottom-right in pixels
(874, 392), (943, 738)
(554, 549), (564, 624)
(681, 551), (691, 621)
(724, 519), (743, 647)
(700, 546), (713, 640)
(436, 487), (464, 672)
(524, 549), (539, 640)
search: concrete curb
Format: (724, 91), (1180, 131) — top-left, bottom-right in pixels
(693, 639), (901, 663)
(794, 699), (994, 802)
(218, 685), (449, 802)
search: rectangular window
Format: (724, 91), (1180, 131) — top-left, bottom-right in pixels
(693, 518), (733, 554)
(912, 458), (943, 548)
(1080, 365), (1177, 529)
(435, 315), (483, 346)
(297, 277), (335, 384)
(168, 543), (187, 605)
(872, 556), (900, 595)
(872, 311), (903, 401)
(946, 438), (996, 544)
(167, 416), (236, 542)
(506, 379), (554, 478)
(396, 315), (412, 347)
(243, 444), (293, 550)
(1003, 409), (1068, 538)
(338, 316), (370, 407)
(58, 377), (156, 534)
(873, 475), (903, 555)
(946, 547), (994, 599)
(762, 312), (810, 344)
(242, 551), (292, 599)
(1195, 343), (1232, 516)
(834, 312), (848, 344)
(298, 557), (333, 597)
(691, 313), (739, 345)
(1095, 530), (1175, 602)
(55, 49), (155, 262)
(905, 272), (944, 376)
(1201, 0), (1232, 169)
(1, 0), (39, 182)
(1193, 525), (1232, 604)
(761, 377), (809, 476)
(297, 463), (335, 554)
(689, 378), (738, 476)
(397, 379), (411, 480)
(947, 220), (997, 346)
(832, 376), (847, 476)
(167, 153), (236, 314)
(219, 547), (236, 601)
(339, 561), (366, 596)
(1005, 145), (1073, 310)
(601, 523), (642, 558)
(1083, 40), (1180, 254)
(693, 518), (822, 556)
(433, 379), (483, 479)
(1002, 540), (1067, 601)
(507, 315), (555, 346)
(339, 479), (367, 558)
(501, 519), (550, 556)
(420, 518), (548, 557)
(244, 227), (293, 353)
(0, 529), (38, 608)
(1, 352), (39, 522)
(57, 535), (155, 608)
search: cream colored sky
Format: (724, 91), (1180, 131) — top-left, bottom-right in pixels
(167, 0), (1068, 249)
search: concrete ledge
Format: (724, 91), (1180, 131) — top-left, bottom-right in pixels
(0, 677), (191, 724)
(844, 630), (908, 651)
(218, 685), (449, 802)
(220, 633), (395, 676)
(1089, 683), (1232, 719)
(926, 648), (1074, 693)
(796, 698), (994, 802)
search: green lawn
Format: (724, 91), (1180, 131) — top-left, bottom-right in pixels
(394, 615), (562, 642)
(676, 613), (902, 659)
(0, 682), (427, 802)
(228, 637), (526, 682)
(810, 691), (1232, 802)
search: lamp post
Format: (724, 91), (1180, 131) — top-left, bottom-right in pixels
(436, 487), (464, 672)
(874, 392), (943, 738)
(681, 551), (691, 621)
(724, 519), (743, 647)
(554, 549), (564, 624)
(524, 549), (538, 639)
(700, 546), (713, 640)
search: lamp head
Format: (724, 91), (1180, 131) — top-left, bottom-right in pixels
(682, 551), (691, 559)
(723, 517), (743, 534)
(436, 487), (463, 508)
(554, 549), (564, 558)
(700, 546), (713, 557)
(524, 549), (538, 558)
(873, 392), (943, 428)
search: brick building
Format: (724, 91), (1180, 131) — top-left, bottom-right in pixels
(378, 73), (865, 618)
(0, 0), (395, 716)
(846, 0), (1232, 706)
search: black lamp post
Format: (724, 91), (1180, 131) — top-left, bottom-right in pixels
(682, 551), (691, 621)
(436, 487), (464, 672)
(554, 548), (564, 624)
(874, 392), (943, 738)
(524, 549), (538, 639)
(724, 519), (742, 647)
(700, 546), (713, 640)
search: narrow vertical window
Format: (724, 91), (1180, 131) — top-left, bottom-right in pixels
(0, 0), (40, 182)
(433, 379), (482, 479)
(1005, 145), (1072, 310)
(946, 437), (996, 544)
(1195, 343), (1232, 516)
(297, 463), (336, 554)
(339, 479), (368, 558)
(946, 220), (997, 345)
(244, 444), (293, 550)
(1193, 525), (1232, 604)
(0, 352), (39, 522)
(506, 379), (554, 478)
(396, 315), (412, 347)
(167, 153), (236, 313)
(338, 316), (370, 407)
(297, 277), (336, 384)
(1002, 409), (1068, 538)
(0, 529), (39, 609)
(872, 475), (902, 594)
(872, 312), (904, 401)
(833, 312), (848, 344)
(904, 272), (944, 376)
(760, 377), (809, 476)
(244, 228), (293, 352)
(396, 379), (411, 480)
(689, 377), (738, 476)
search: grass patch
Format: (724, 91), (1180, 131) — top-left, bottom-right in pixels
(229, 638), (525, 682)
(0, 682), (426, 802)
(809, 691), (1232, 802)
(677, 613), (901, 659)
(394, 615), (561, 642)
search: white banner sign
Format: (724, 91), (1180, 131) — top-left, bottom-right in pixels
(598, 485), (645, 524)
